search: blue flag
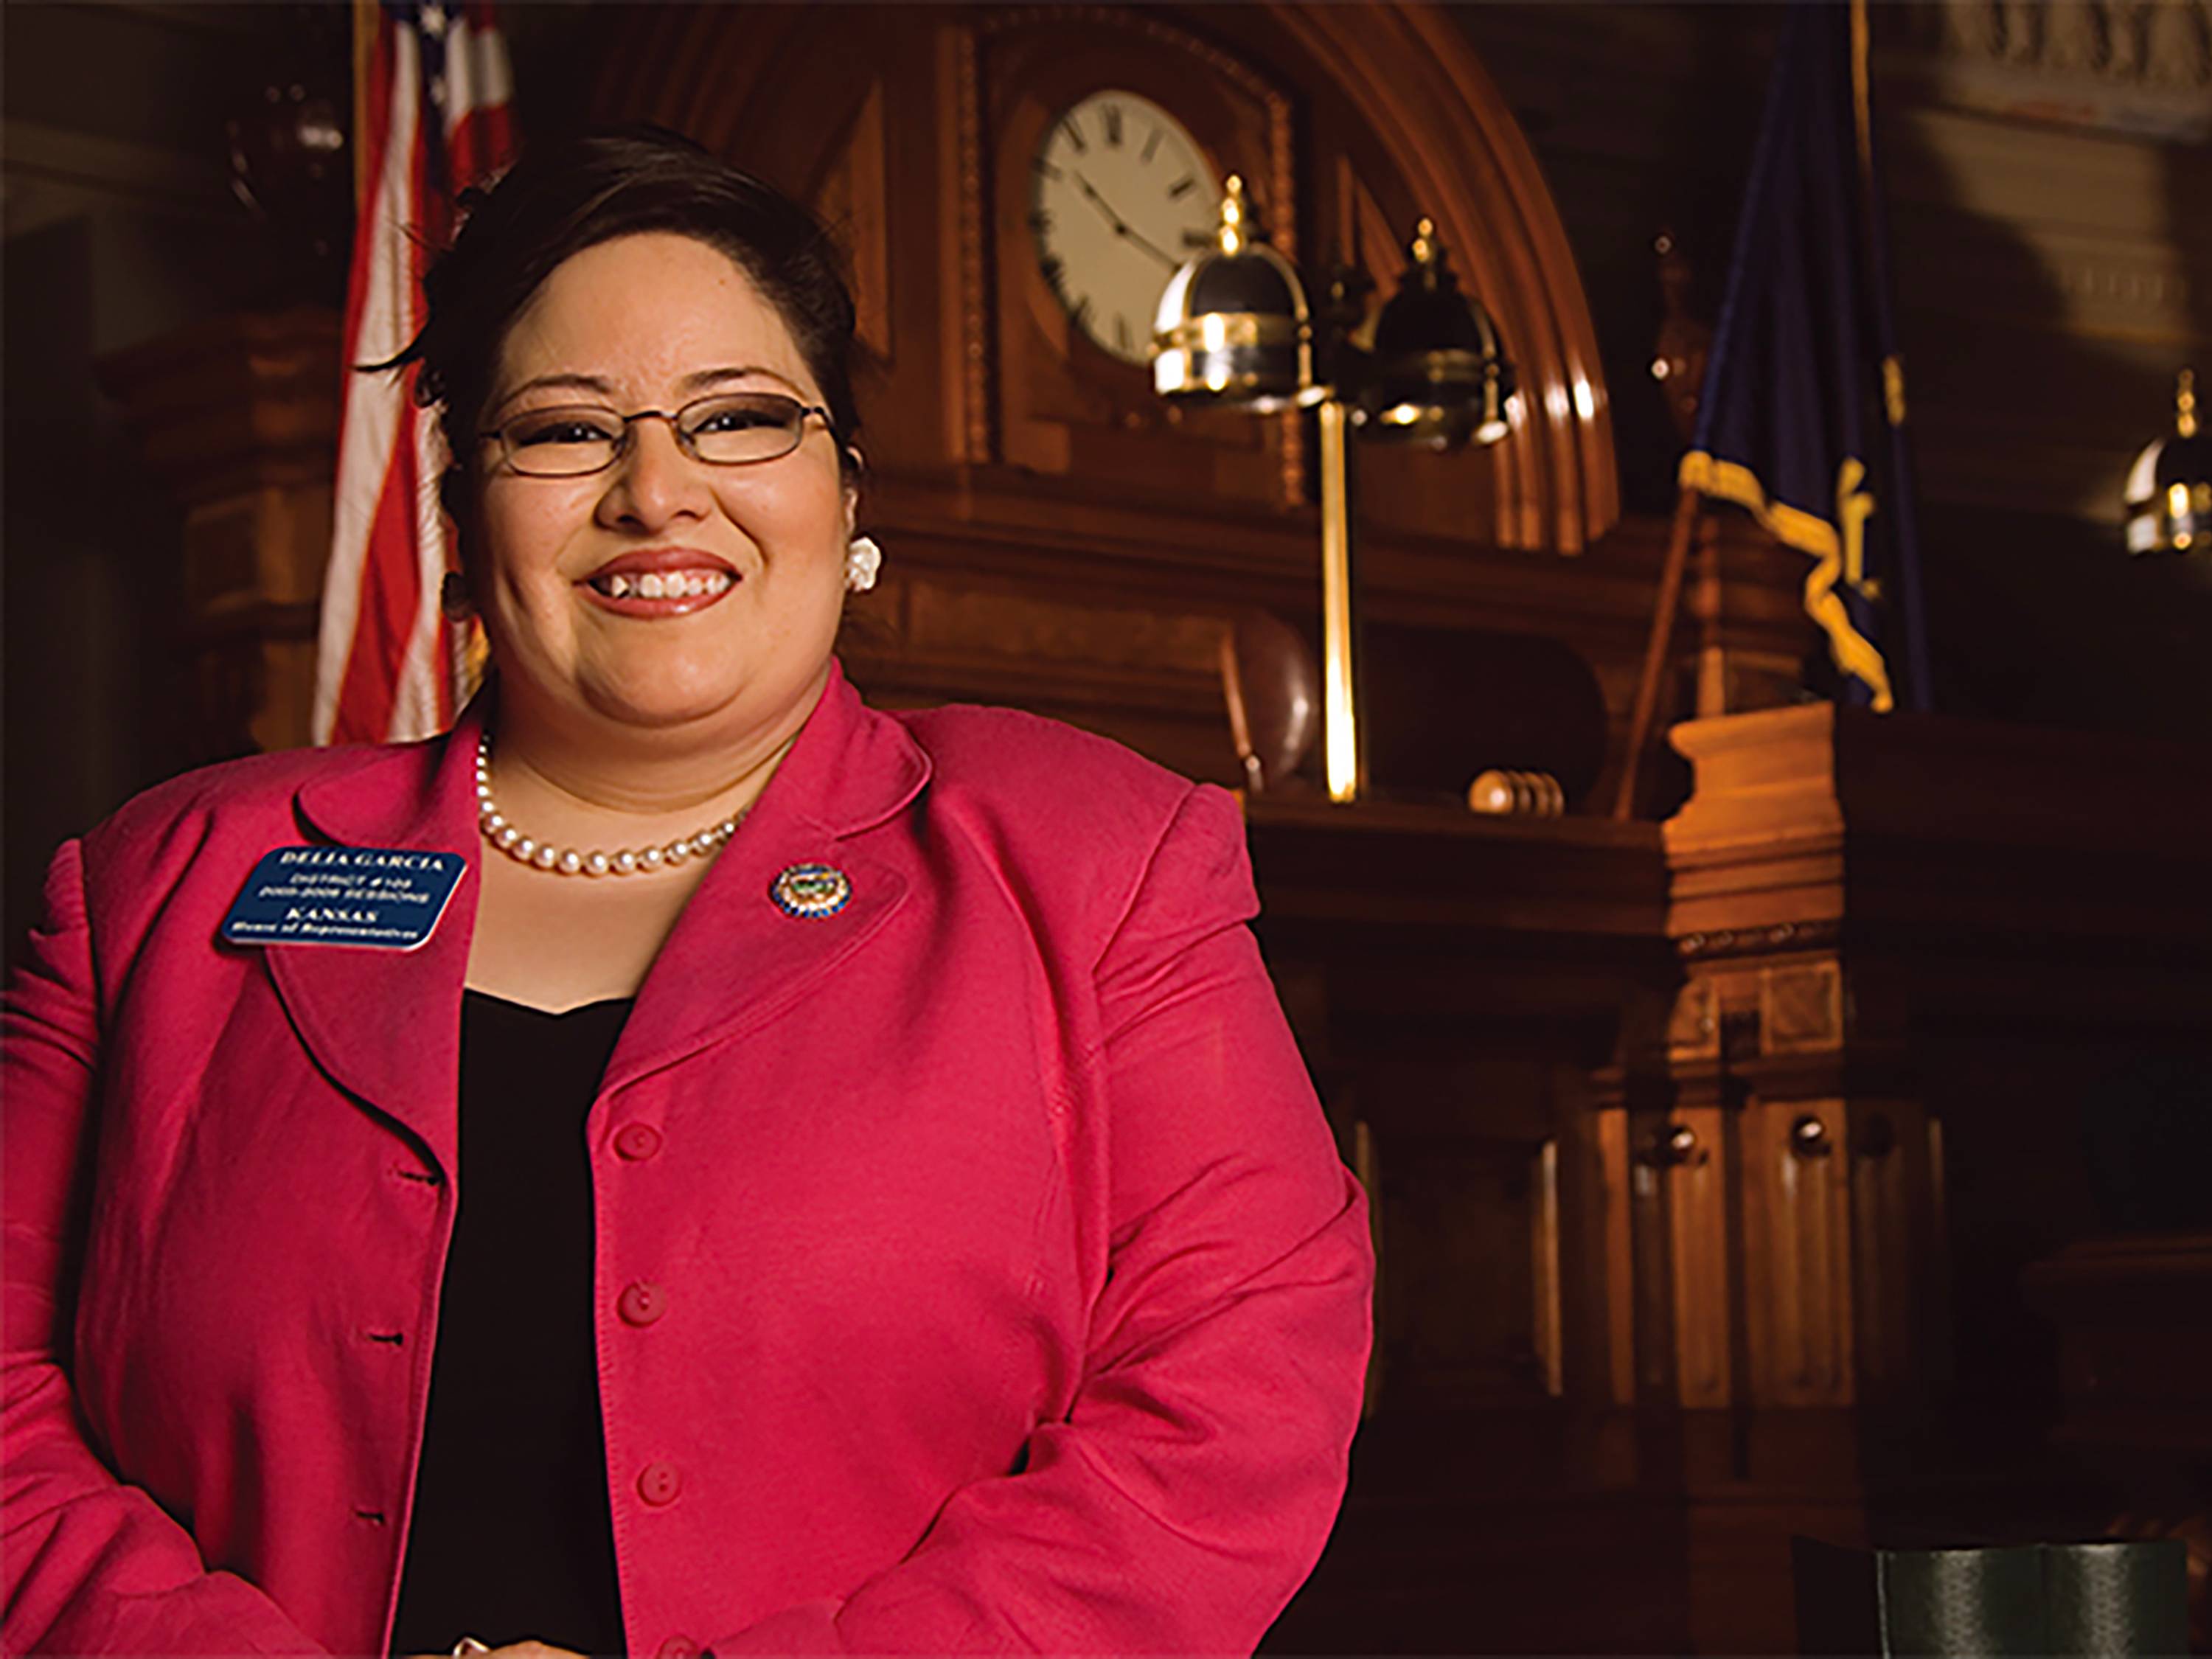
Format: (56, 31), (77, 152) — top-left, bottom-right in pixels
(1680, 0), (1931, 713)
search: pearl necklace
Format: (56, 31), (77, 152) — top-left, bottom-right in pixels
(474, 732), (743, 876)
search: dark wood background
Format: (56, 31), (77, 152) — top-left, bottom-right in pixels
(7, 2), (2211, 1649)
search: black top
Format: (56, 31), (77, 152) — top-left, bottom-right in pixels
(389, 992), (633, 1659)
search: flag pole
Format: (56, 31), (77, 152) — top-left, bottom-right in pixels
(1851, 0), (1934, 712)
(1611, 482), (1701, 820)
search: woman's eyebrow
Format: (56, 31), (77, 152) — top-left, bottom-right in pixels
(494, 372), (615, 408)
(680, 365), (807, 394)
(495, 364), (807, 409)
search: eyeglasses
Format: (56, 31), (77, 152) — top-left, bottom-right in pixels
(481, 391), (833, 477)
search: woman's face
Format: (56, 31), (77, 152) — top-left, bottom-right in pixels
(469, 231), (852, 742)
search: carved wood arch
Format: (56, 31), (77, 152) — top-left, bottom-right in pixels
(1259, 4), (1621, 552)
(591, 0), (1616, 554)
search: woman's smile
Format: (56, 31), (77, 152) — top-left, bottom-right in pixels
(578, 546), (740, 616)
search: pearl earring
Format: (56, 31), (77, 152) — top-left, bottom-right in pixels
(845, 535), (883, 594)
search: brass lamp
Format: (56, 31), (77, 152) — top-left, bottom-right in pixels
(1153, 186), (1514, 803)
(1355, 218), (1514, 448)
(1152, 175), (1313, 411)
(2124, 369), (2210, 556)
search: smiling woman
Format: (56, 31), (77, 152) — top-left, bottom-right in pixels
(0, 126), (1374, 1659)
(383, 147), (874, 1009)
(449, 228), (858, 1008)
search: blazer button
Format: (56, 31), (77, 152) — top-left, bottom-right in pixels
(618, 1281), (667, 1326)
(613, 1123), (663, 1161)
(655, 1638), (701, 1659)
(638, 1460), (682, 1506)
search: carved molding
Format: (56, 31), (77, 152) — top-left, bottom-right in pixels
(1678, 918), (1843, 961)
(1663, 951), (1849, 1067)
(954, 26), (992, 465)
(810, 80), (894, 363)
(1905, 0), (2212, 136)
(1262, 2), (1619, 550)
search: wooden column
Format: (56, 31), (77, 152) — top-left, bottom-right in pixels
(97, 307), (341, 760)
(1653, 705), (1951, 1419)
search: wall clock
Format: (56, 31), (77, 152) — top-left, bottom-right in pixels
(975, 8), (1298, 506)
(1028, 90), (1221, 366)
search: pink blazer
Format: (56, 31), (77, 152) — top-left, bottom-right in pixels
(1, 663), (1373, 1658)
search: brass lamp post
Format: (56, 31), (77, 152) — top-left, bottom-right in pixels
(1153, 179), (1514, 803)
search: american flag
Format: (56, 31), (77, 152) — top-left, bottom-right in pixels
(313, 0), (515, 745)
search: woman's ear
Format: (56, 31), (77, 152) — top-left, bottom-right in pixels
(439, 570), (474, 622)
(841, 450), (865, 541)
(438, 467), (483, 616)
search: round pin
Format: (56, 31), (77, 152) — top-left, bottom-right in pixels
(771, 862), (852, 919)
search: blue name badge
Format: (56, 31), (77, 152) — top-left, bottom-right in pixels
(220, 846), (467, 951)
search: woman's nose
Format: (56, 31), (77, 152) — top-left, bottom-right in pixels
(595, 415), (712, 531)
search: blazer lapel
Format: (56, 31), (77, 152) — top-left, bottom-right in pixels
(262, 664), (928, 1143)
(602, 662), (931, 1096)
(267, 705), (486, 1179)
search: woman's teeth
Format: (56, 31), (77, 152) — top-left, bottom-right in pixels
(592, 570), (734, 599)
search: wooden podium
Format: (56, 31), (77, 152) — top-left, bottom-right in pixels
(1263, 700), (2212, 1655)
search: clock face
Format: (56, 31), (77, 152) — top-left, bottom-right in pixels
(1029, 90), (1222, 367)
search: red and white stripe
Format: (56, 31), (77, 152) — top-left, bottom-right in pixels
(313, 1), (514, 746)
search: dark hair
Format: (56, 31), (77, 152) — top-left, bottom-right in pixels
(377, 125), (863, 529)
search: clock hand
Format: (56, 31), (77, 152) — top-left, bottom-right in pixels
(1071, 172), (1180, 271)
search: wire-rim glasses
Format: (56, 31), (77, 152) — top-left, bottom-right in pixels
(481, 391), (833, 478)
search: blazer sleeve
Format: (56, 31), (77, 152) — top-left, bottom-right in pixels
(706, 784), (1375, 1656)
(1, 841), (328, 1657)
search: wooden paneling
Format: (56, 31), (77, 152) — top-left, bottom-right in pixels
(95, 307), (339, 761)
(1660, 1105), (1731, 1407)
(1373, 1127), (1562, 1407)
(809, 77), (894, 362)
(1742, 1097), (1852, 1407)
(1595, 1106), (1639, 1407)
(1848, 1101), (1945, 1399)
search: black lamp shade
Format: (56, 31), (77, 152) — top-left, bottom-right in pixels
(1354, 220), (1514, 448)
(1151, 178), (1312, 411)
(2125, 369), (2208, 556)
(2124, 430), (2211, 556)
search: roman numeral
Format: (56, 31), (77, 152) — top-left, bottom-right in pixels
(1114, 315), (1133, 352)
(1061, 116), (1087, 154)
(1141, 126), (1163, 164)
(1040, 254), (1065, 293)
(1034, 157), (1062, 182)
(1182, 228), (1214, 248)
(1104, 105), (1124, 147)
(1029, 207), (1054, 235)
(1169, 175), (1195, 199)
(1072, 296), (1093, 329)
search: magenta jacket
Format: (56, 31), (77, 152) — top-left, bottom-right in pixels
(1, 663), (1372, 1658)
